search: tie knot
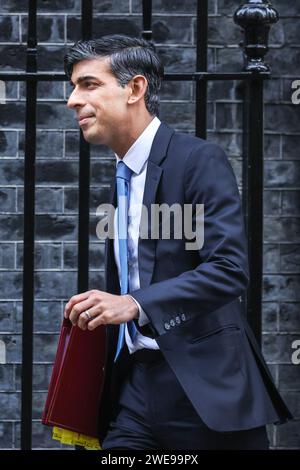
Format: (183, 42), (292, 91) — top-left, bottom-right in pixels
(116, 161), (133, 182)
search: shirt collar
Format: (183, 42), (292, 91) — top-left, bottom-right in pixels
(115, 116), (161, 175)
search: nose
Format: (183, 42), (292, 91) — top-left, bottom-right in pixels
(67, 86), (84, 109)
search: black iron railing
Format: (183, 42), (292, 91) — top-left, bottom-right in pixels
(0, 0), (278, 451)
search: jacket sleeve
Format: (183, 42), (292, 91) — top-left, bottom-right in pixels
(131, 142), (250, 337)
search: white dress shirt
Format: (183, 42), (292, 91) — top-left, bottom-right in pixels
(114, 116), (161, 354)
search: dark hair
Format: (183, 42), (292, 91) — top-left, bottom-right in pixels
(64, 34), (164, 116)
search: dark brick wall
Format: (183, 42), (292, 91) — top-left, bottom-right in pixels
(0, 0), (299, 449)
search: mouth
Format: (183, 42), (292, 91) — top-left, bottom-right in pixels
(77, 114), (95, 126)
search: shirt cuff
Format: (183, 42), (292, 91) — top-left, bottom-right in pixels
(128, 295), (150, 326)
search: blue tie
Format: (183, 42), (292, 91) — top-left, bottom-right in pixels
(114, 161), (138, 362)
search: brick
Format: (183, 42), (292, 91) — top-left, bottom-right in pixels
(282, 135), (300, 160)
(36, 0), (78, 12)
(282, 191), (300, 215)
(16, 242), (62, 269)
(37, 45), (68, 72)
(0, 131), (18, 157)
(0, 103), (25, 127)
(34, 301), (62, 333)
(215, 103), (243, 130)
(17, 188), (63, 213)
(0, 215), (23, 240)
(33, 333), (60, 362)
(279, 364), (300, 391)
(89, 269), (105, 291)
(207, 132), (242, 157)
(0, 16), (19, 42)
(32, 391), (48, 419)
(228, 158), (242, 186)
(34, 271), (77, 299)
(0, 45), (26, 71)
(269, 22), (285, 47)
(217, 0), (245, 15)
(64, 187), (110, 213)
(31, 421), (61, 449)
(0, 186), (16, 213)
(0, 301), (15, 332)
(36, 102), (76, 128)
(35, 215), (77, 241)
(264, 218), (300, 243)
(19, 82), (65, 101)
(207, 80), (242, 102)
(265, 161), (300, 188)
(262, 302), (278, 333)
(94, 0), (129, 13)
(14, 421), (60, 449)
(132, 0), (201, 14)
(160, 102), (196, 130)
(279, 303), (300, 332)
(281, 392), (300, 418)
(15, 363), (54, 391)
(263, 244), (280, 272)
(0, 365), (14, 391)
(19, 131), (64, 159)
(91, 160), (115, 185)
(0, 335), (21, 363)
(0, 273), (22, 298)
(160, 81), (191, 101)
(264, 134), (281, 160)
(67, 16), (141, 42)
(215, 47), (243, 73)
(63, 242), (105, 269)
(277, 420), (300, 448)
(36, 161), (78, 184)
(263, 190), (280, 215)
(268, 0), (300, 17)
(206, 16), (241, 46)
(4, 81), (19, 100)
(158, 46), (197, 72)
(281, 245), (300, 273)
(21, 16), (65, 43)
(281, 18), (300, 45)
(266, 104), (300, 133)
(0, 422), (13, 449)
(0, 1), (27, 12)
(0, 243), (15, 269)
(0, 160), (23, 184)
(262, 333), (299, 363)
(0, 393), (20, 419)
(263, 275), (300, 301)
(264, 78), (281, 102)
(152, 16), (192, 44)
(267, 48), (300, 76)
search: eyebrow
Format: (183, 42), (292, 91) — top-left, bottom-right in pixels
(70, 75), (100, 87)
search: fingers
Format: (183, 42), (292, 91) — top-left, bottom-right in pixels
(77, 304), (100, 330)
(64, 290), (96, 318)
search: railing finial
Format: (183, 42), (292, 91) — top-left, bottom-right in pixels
(234, 0), (279, 72)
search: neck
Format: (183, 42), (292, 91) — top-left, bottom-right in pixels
(112, 112), (155, 158)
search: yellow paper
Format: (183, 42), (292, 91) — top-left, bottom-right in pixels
(52, 426), (101, 450)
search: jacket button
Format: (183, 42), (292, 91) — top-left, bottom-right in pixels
(170, 319), (175, 327)
(164, 322), (171, 330)
(181, 313), (186, 322)
(175, 316), (181, 324)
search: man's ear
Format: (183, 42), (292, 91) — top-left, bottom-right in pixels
(127, 75), (148, 105)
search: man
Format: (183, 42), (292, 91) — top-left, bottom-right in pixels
(63, 35), (292, 450)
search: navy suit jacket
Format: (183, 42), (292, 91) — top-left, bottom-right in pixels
(98, 122), (292, 440)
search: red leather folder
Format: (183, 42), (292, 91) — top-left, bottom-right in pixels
(42, 318), (107, 438)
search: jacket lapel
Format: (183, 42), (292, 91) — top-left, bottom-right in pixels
(138, 122), (174, 288)
(104, 180), (120, 294)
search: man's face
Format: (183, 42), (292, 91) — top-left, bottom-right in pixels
(67, 58), (130, 146)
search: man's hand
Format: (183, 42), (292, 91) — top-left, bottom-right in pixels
(64, 290), (139, 331)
